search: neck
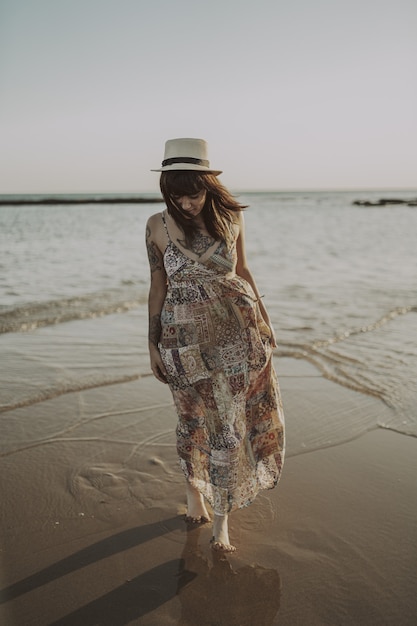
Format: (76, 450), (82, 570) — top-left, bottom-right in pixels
(168, 209), (206, 232)
(192, 215), (205, 228)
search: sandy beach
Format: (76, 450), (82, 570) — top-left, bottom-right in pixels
(1, 356), (416, 625)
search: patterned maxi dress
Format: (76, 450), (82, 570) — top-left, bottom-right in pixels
(159, 212), (285, 515)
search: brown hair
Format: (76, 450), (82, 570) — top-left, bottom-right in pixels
(159, 171), (246, 247)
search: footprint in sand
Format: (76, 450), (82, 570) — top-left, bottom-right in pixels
(70, 464), (141, 501)
(69, 458), (180, 512)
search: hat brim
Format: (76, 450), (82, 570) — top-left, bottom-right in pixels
(151, 163), (222, 175)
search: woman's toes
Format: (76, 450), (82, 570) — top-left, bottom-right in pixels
(185, 512), (210, 524)
(210, 537), (237, 552)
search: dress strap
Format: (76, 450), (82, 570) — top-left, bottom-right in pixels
(161, 210), (170, 240)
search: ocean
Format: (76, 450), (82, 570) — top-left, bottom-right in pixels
(1, 190), (416, 453)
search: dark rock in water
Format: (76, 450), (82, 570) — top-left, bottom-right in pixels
(379, 198), (413, 205)
(0, 195), (164, 206)
(353, 198), (417, 207)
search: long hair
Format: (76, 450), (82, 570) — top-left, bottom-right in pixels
(159, 171), (247, 247)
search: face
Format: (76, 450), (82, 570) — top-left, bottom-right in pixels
(172, 189), (207, 219)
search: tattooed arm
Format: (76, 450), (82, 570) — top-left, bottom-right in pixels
(146, 214), (168, 383)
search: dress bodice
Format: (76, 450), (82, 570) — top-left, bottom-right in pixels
(161, 212), (237, 284)
(163, 239), (237, 283)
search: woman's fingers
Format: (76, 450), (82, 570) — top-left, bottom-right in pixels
(268, 324), (277, 348)
(151, 356), (168, 383)
(155, 367), (168, 383)
(152, 365), (167, 383)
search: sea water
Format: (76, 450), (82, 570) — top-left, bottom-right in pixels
(1, 191), (416, 446)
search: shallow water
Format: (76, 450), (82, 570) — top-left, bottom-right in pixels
(1, 190), (416, 443)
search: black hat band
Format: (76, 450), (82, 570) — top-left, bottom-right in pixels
(162, 157), (210, 167)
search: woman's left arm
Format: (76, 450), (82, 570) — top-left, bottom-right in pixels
(235, 212), (277, 347)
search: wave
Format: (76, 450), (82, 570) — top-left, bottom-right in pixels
(0, 372), (147, 414)
(277, 305), (417, 407)
(1, 301), (415, 434)
(0, 287), (147, 334)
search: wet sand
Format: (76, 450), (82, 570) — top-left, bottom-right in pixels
(1, 358), (416, 625)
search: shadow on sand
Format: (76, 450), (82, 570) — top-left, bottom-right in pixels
(1, 516), (281, 625)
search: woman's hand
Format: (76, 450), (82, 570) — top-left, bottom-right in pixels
(266, 322), (277, 348)
(257, 298), (277, 348)
(149, 344), (168, 384)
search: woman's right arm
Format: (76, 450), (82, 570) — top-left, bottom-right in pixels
(146, 214), (168, 383)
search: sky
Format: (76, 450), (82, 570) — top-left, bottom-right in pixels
(0, 0), (416, 193)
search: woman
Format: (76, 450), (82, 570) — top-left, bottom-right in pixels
(146, 138), (285, 552)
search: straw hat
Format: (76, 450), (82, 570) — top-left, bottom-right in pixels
(151, 138), (222, 175)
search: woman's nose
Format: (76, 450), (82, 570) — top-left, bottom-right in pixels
(180, 197), (191, 209)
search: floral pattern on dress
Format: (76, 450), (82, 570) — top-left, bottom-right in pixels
(159, 212), (285, 514)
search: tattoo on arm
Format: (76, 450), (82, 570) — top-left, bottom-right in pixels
(178, 230), (216, 258)
(149, 314), (162, 346)
(146, 225), (162, 272)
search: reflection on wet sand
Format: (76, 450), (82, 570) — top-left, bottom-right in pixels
(176, 525), (281, 626)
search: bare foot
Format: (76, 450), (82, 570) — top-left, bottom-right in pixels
(185, 481), (210, 524)
(211, 513), (236, 552)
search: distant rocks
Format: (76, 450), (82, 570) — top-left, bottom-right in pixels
(0, 195), (164, 206)
(353, 198), (417, 207)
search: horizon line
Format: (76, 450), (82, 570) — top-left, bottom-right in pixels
(1, 186), (417, 197)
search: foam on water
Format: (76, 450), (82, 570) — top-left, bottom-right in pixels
(0, 287), (147, 334)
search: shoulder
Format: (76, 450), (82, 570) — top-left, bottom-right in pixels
(146, 211), (164, 230)
(146, 211), (168, 253)
(146, 211), (166, 240)
(236, 210), (245, 225)
(232, 210), (245, 237)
